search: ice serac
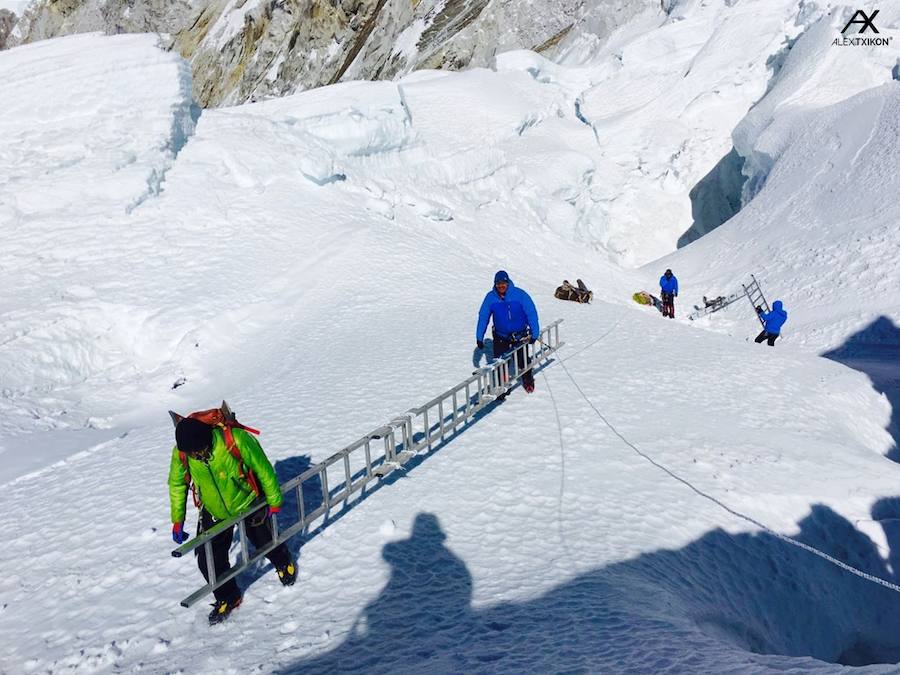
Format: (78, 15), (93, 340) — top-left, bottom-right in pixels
(0, 33), (198, 453)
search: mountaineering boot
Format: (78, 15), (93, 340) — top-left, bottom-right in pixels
(208, 596), (242, 625)
(523, 372), (535, 394)
(277, 560), (297, 587)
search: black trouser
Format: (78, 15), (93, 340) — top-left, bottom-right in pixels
(493, 332), (534, 388)
(661, 292), (675, 318)
(196, 508), (291, 603)
(755, 330), (779, 346)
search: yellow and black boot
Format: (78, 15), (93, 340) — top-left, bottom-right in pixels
(208, 596), (242, 625)
(276, 560), (297, 587)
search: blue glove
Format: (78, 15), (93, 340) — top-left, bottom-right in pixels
(172, 522), (189, 544)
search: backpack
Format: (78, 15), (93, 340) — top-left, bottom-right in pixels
(555, 279), (592, 304)
(169, 401), (262, 507)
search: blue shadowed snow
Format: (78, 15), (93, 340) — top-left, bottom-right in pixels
(823, 316), (900, 461)
(276, 506), (900, 673)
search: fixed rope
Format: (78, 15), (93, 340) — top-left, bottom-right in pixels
(541, 367), (579, 574)
(544, 327), (900, 596)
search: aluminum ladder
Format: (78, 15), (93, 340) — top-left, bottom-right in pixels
(170, 320), (564, 608)
(687, 275), (770, 323)
(742, 274), (771, 326)
(687, 292), (744, 321)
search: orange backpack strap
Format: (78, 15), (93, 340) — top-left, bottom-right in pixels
(223, 426), (262, 497)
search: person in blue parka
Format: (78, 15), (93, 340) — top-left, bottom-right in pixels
(755, 300), (788, 346)
(659, 268), (678, 318)
(476, 270), (540, 393)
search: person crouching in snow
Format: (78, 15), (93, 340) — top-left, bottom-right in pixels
(168, 417), (297, 625)
(755, 300), (788, 346)
(660, 268), (678, 318)
(476, 270), (540, 394)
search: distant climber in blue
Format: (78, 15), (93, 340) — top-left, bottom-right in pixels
(476, 270), (540, 394)
(755, 300), (788, 346)
(660, 268), (678, 318)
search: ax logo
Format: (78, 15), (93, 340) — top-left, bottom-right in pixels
(841, 9), (879, 34)
(832, 9), (892, 46)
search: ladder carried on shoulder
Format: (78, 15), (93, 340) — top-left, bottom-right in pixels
(170, 320), (564, 608)
(687, 274), (770, 323)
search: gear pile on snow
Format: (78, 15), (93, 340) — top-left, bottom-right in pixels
(632, 291), (663, 312)
(555, 279), (592, 304)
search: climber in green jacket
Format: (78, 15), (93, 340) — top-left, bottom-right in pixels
(168, 417), (296, 625)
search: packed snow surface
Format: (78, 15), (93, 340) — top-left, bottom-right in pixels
(1, 1), (899, 671)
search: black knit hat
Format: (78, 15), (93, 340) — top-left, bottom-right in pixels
(175, 418), (213, 454)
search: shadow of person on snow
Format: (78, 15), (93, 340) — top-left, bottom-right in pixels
(822, 316), (900, 461)
(274, 505), (900, 674)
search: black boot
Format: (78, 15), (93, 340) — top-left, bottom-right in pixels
(208, 596), (242, 625)
(276, 560), (297, 587)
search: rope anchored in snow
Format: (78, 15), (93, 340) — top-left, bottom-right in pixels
(549, 333), (900, 596)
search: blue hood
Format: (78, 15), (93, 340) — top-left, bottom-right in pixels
(762, 300), (788, 334)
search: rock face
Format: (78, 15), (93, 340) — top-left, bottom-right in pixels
(0, 10), (16, 50)
(4, 0), (650, 107)
(7, 0), (203, 43)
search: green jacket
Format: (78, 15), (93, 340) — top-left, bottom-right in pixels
(168, 427), (283, 524)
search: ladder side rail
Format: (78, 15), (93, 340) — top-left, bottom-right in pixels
(747, 275), (770, 326)
(688, 292), (746, 320)
(744, 280), (766, 326)
(752, 274), (771, 314)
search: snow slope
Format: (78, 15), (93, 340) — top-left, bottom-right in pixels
(1, 4), (900, 673)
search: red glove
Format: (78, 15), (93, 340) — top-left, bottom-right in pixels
(267, 506), (281, 518)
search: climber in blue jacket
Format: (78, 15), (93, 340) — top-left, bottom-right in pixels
(755, 300), (788, 346)
(476, 270), (540, 394)
(659, 268), (678, 318)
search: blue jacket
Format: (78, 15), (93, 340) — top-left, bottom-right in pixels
(761, 300), (788, 334)
(476, 278), (539, 341)
(660, 274), (678, 295)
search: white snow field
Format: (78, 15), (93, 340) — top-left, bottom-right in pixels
(1, 1), (899, 672)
